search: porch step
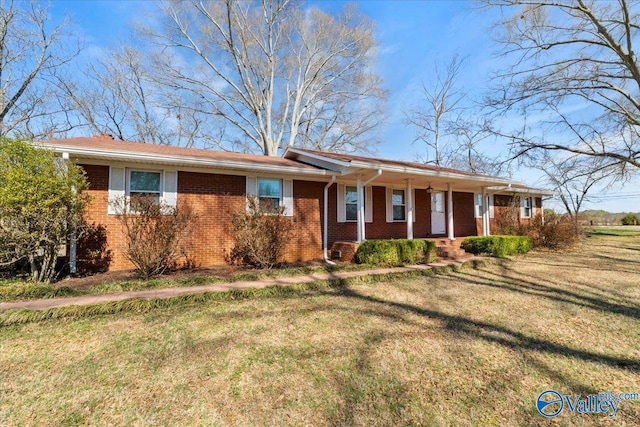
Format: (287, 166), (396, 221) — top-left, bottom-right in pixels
(432, 239), (468, 260)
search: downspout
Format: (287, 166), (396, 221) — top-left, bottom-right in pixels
(323, 176), (337, 265)
(359, 169), (382, 242)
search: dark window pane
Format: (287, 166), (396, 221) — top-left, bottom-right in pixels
(130, 171), (161, 192)
(393, 205), (405, 221)
(259, 196), (280, 212)
(258, 179), (281, 198)
(345, 186), (357, 204)
(392, 189), (404, 205)
(346, 203), (357, 221)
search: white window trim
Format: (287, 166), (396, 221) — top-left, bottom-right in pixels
(386, 187), (405, 223)
(474, 193), (495, 219)
(128, 169), (163, 200)
(246, 176), (293, 217)
(386, 187), (417, 223)
(521, 196), (532, 218)
(338, 184), (372, 223)
(108, 167), (178, 215)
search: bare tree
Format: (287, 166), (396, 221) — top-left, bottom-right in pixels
(406, 54), (465, 166)
(534, 154), (618, 220)
(61, 47), (208, 147)
(447, 116), (506, 175)
(145, 0), (385, 156)
(485, 0), (640, 173)
(0, 0), (79, 138)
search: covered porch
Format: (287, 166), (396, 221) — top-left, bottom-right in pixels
(283, 147), (546, 262)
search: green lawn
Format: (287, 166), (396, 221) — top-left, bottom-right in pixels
(1, 235), (639, 426)
(587, 225), (640, 236)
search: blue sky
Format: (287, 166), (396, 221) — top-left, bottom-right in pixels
(50, 0), (640, 213)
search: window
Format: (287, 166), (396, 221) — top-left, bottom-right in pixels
(246, 177), (293, 216)
(476, 194), (483, 218)
(521, 196), (532, 218)
(345, 186), (358, 221)
(392, 189), (406, 221)
(258, 178), (282, 212)
(474, 194), (495, 218)
(337, 184), (371, 223)
(108, 167), (177, 215)
(129, 171), (161, 204)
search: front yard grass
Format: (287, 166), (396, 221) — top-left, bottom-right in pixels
(0, 262), (379, 303)
(0, 235), (639, 426)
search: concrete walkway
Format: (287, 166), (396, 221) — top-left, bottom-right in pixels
(0, 257), (482, 312)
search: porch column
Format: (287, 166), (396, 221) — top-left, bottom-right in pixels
(356, 174), (364, 243)
(482, 186), (488, 236)
(406, 178), (413, 239)
(63, 152), (77, 275)
(447, 183), (455, 240)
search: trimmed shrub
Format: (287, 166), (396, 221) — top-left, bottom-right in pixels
(461, 236), (531, 258)
(354, 239), (437, 266)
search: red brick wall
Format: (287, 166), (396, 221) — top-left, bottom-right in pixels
(289, 181), (323, 262)
(452, 192), (477, 237)
(78, 166), (324, 271)
(79, 165), (539, 271)
(178, 172), (246, 267)
(80, 165), (128, 271)
(180, 174), (322, 265)
(327, 186), (478, 248)
(481, 194), (544, 234)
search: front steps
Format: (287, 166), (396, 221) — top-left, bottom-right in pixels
(430, 238), (469, 260)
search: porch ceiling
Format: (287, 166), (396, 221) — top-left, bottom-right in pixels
(335, 168), (511, 193)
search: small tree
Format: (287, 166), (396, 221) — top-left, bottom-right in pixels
(229, 196), (293, 269)
(0, 138), (88, 282)
(621, 213), (639, 226)
(112, 196), (197, 278)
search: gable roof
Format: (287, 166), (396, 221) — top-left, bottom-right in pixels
(284, 147), (554, 196)
(39, 136), (333, 177)
(37, 136), (553, 195)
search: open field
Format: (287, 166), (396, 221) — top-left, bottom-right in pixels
(587, 225), (640, 236)
(1, 235), (639, 426)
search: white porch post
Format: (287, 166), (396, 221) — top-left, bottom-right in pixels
(356, 174), (364, 243)
(63, 152), (77, 275)
(447, 183), (455, 240)
(406, 178), (414, 239)
(482, 186), (488, 236)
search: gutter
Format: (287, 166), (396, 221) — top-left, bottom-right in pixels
(323, 176), (337, 265)
(39, 144), (336, 178)
(348, 161), (519, 186)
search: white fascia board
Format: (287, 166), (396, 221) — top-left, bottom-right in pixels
(42, 144), (337, 178)
(487, 185), (555, 196)
(284, 147), (352, 169)
(347, 160), (517, 186)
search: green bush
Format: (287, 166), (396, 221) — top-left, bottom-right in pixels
(461, 236), (531, 258)
(621, 213), (639, 226)
(354, 239), (437, 266)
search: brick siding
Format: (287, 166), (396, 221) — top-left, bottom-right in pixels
(78, 165), (538, 272)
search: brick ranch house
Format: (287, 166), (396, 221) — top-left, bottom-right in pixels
(40, 135), (552, 272)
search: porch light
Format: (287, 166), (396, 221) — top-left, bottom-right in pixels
(426, 183), (433, 194)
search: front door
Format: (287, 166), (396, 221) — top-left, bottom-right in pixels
(431, 191), (446, 235)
